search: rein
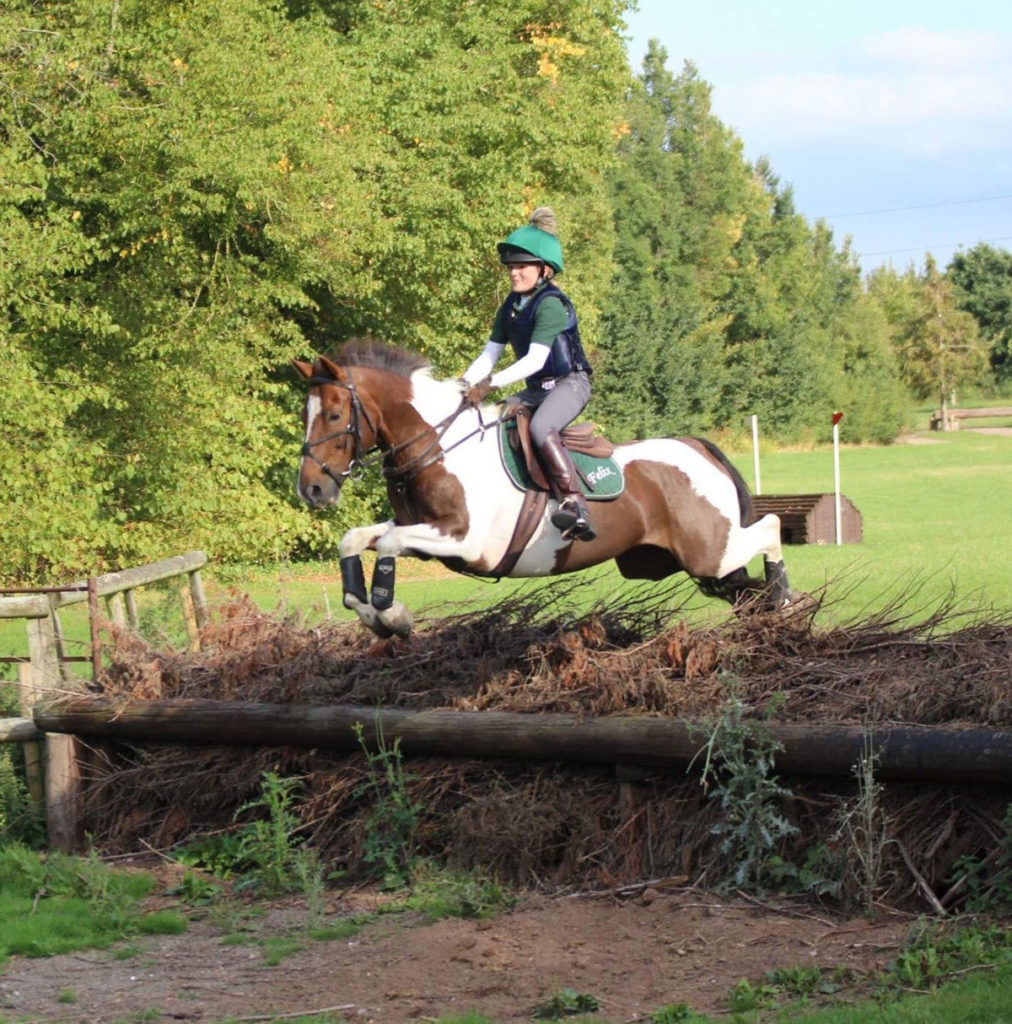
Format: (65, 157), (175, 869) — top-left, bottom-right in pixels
(300, 372), (503, 488)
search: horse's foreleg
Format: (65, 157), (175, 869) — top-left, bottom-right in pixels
(339, 522), (399, 638)
(368, 555), (413, 639)
(368, 522), (489, 638)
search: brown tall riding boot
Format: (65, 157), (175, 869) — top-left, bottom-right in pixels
(539, 430), (595, 542)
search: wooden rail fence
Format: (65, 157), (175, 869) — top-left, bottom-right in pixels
(0, 551), (208, 850)
(30, 698), (1012, 787)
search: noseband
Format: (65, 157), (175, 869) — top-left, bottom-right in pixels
(300, 372), (378, 486)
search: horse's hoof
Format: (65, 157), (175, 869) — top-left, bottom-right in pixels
(364, 616), (396, 640)
(775, 590), (819, 626)
(347, 598), (396, 639)
(378, 602), (413, 639)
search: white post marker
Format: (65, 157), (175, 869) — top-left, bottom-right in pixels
(751, 414), (761, 495)
(832, 411), (844, 545)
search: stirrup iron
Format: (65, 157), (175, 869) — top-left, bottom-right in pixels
(552, 498), (596, 542)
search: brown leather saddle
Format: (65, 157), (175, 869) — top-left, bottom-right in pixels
(502, 404), (615, 491)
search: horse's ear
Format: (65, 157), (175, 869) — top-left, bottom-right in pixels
(292, 359), (314, 380)
(318, 355), (348, 382)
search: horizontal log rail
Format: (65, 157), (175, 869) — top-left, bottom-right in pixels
(0, 716), (41, 743)
(33, 698), (1012, 785)
(930, 406), (1012, 430)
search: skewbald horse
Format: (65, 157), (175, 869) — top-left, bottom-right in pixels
(294, 339), (792, 639)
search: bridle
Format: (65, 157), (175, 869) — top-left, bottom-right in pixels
(300, 369), (503, 490)
(300, 371), (380, 487)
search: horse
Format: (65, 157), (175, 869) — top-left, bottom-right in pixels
(294, 339), (793, 639)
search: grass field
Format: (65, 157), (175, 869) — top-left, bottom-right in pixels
(1, 426), (1010, 678)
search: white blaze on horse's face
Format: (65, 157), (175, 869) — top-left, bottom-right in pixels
(303, 394), (322, 447)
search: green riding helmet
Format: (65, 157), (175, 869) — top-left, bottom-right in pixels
(497, 223), (564, 274)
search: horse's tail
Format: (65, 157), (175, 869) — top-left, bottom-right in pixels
(691, 437), (756, 527)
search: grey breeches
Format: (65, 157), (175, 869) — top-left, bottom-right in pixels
(507, 370), (592, 448)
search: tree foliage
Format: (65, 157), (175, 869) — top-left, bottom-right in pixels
(595, 45), (906, 444)
(868, 258), (988, 406)
(1, 0), (629, 580)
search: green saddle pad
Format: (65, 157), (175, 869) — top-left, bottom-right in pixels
(498, 420), (624, 500)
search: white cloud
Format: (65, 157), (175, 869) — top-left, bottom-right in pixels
(862, 27), (1003, 69)
(718, 29), (1012, 153)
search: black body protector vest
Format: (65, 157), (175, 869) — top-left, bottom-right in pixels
(502, 282), (592, 389)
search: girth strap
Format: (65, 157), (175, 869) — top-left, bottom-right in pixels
(489, 488), (549, 578)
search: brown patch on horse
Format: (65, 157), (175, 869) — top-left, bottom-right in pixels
(551, 460), (732, 579)
(350, 367), (470, 542)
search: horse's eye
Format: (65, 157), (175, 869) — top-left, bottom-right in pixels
(328, 412), (342, 423)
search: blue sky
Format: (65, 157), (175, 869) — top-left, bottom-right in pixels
(623, 1), (1012, 274)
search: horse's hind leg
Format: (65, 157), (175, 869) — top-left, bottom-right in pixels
(718, 513), (792, 609)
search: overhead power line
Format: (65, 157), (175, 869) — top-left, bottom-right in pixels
(860, 235), (1012, 258)
(827, 194), (1012, 220)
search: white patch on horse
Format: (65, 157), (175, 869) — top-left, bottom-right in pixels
(511, 522), (572, 576)
(408, 370), (526, 570)
(616, 439), (741, 521)
(304, 394), (321, 444)
(406, 368), (450, 424)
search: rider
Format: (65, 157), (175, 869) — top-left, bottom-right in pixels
(462, 207), (595, 542)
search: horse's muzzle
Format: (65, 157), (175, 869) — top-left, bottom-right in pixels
(298, 477), (342, 509)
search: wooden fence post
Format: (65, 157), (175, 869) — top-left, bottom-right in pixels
(16, 663), (45, 813)
(28, 608), (83, 852)
(108, 592), (127, 627)
(124, 588), (140, 630)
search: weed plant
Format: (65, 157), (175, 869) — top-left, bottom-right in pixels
(695, 692), (798, 891)
(835, 737), (889, 914)
(402, 860), (514, 920)
(231, 771), (323, 898)
(353, 720), (422, 888)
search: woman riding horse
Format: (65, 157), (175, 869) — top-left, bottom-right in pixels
(462, 207), (595, 542)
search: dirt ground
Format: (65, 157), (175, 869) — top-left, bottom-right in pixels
(0, 875), (916, 1024)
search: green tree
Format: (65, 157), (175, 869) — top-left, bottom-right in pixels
(947, 243), (1012, 385)
(596, 49), (753, 438)
(598, 45), (900, 445)
(869, 257), (988, 423)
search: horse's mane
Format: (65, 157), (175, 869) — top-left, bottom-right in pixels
(328, 337), (430, 379)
